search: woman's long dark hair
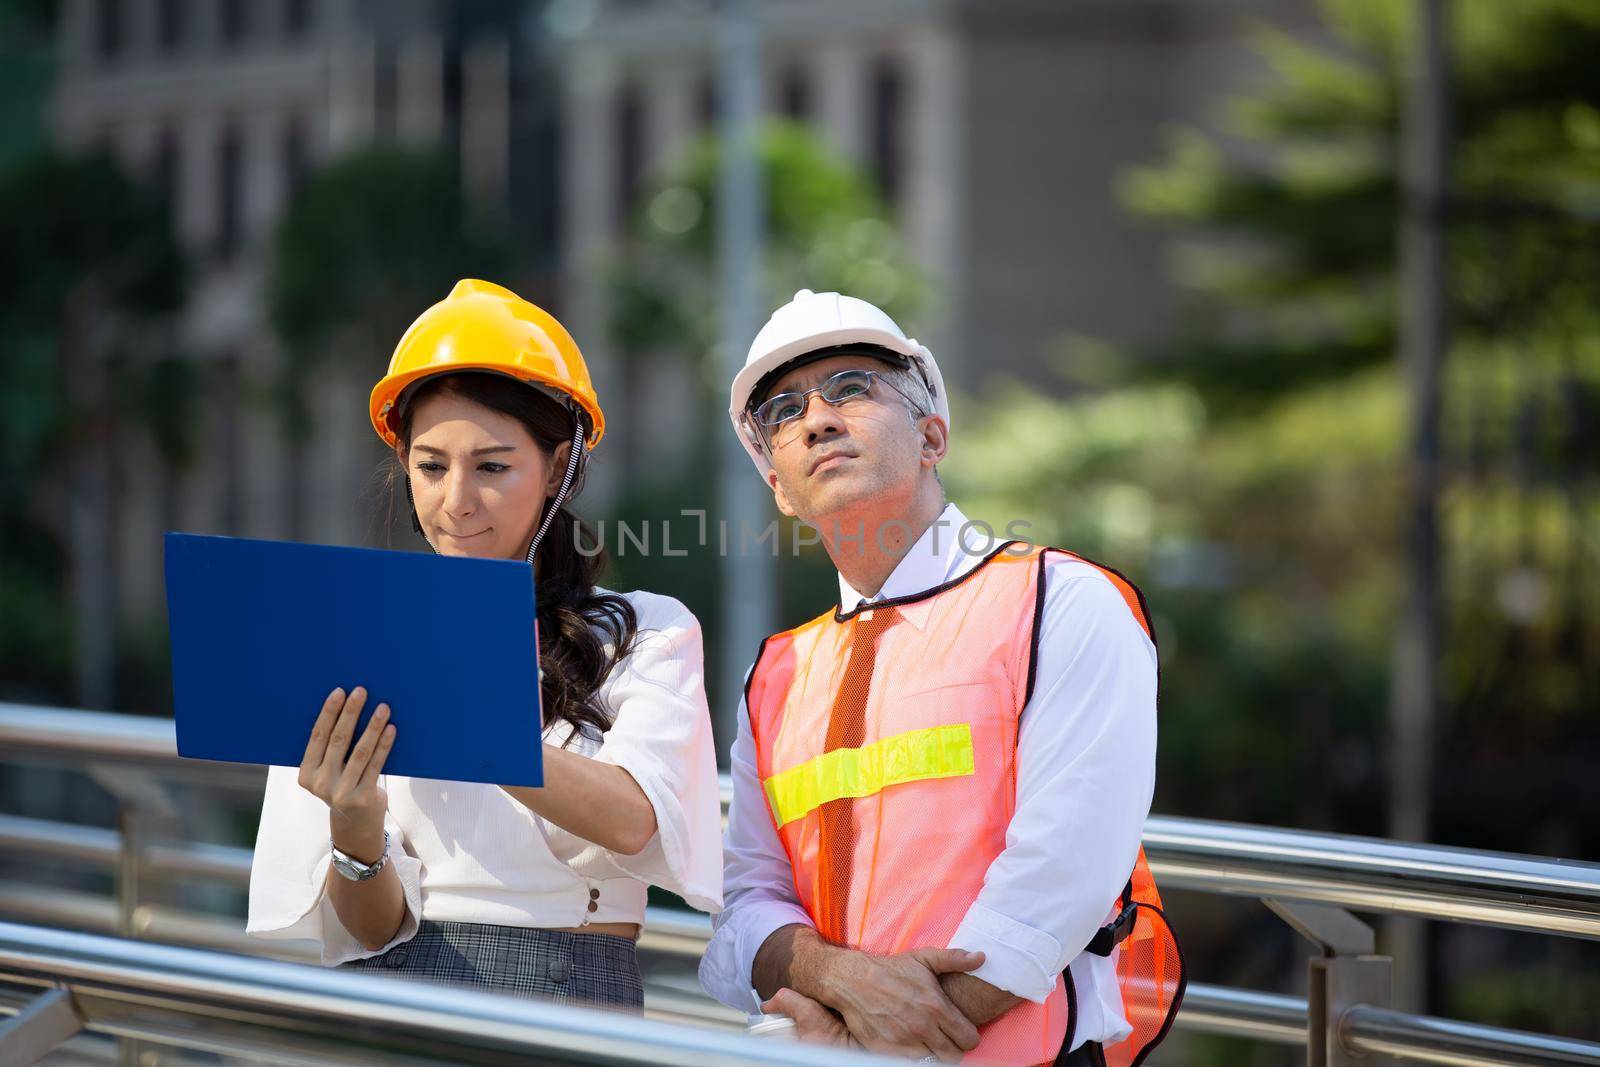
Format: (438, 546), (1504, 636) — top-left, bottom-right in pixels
(385, 372), (638, 744)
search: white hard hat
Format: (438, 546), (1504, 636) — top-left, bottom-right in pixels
(728, 289), (950, 475)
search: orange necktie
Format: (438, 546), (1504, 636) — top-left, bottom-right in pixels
(814, 605), (896, 945)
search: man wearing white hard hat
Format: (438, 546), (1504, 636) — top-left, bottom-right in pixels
(699, 290), (1184, 1065)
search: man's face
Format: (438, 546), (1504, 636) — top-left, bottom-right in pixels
(757, 354), (937, 525)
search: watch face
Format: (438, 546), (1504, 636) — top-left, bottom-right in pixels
(332, 849), (381, 880)
(331, 831), (387, 880)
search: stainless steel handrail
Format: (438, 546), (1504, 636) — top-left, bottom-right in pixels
(1143, 816), (1600, 940)
(1, 704), (186, 765)
(0, 921), (881, 1067)
(6, 701), (1600, 1066)
(1173, 984), (1308, 1045)
(6, 703), (1600, 940)
(1341, 1005), (1600, 1066)
(9, 911), (1599, 1067)
(0, 812), (710, 962)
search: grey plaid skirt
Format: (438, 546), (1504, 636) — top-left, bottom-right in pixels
(340, 920), (644, 1011)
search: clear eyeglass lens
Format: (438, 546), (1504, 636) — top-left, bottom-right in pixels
(823, 372), (873, 403)
(756, 370), (876, 428)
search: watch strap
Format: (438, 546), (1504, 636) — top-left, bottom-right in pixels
(330, 829), (389, 881)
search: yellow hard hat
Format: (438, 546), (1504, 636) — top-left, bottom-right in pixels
(369, 279), (605, 450)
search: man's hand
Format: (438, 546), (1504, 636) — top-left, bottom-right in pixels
(762, 989), (856, 1048)
(819, 947), (986, 1062)
(753, 924), (986, 1061)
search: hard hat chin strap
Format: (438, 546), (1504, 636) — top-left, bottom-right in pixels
(524, 411), (587, 566)
(405, 475), (436, 552)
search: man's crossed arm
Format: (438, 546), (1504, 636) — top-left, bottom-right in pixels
(753, 923), (1022, 1062)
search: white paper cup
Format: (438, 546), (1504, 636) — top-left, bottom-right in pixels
(746, 1013), (799, 1040)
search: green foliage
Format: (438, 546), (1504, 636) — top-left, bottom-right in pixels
(955, 0), (1600, 844)
(0, 0), (55, 171)
(0, 150), (186, 698)
(947, 368), (1400, 825)
(1119, 0), (1600, 412)
(611, 122), (926, 372)
(605, 123), (924, 649)
(1451, 954), (1600, 1037)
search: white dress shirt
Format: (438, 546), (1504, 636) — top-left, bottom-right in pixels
(698, 504), (1158, 1051)
(247, 589), (724, 966)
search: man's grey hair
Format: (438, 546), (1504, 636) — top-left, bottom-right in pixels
(882, 362), (944, 491)
(881, 363), (936, 421)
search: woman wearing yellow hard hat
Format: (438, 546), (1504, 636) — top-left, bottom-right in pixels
(246, 280), (722, 1010)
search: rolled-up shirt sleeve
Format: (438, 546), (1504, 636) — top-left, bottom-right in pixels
(948, 564), (1158, 1003)
(698, 684), (815, 1013)
(543, 594), (724, 914)
(246, 764), (424, 966)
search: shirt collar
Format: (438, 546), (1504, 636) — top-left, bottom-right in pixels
(837, 503), (994, 613)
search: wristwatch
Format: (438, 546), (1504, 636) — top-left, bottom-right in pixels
(330, 830), (389, 881)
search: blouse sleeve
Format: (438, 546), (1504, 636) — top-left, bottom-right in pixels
(543, 594), (724, 914)
(245, 764), (425, 965)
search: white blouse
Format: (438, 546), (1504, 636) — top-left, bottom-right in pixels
(246, 589), (724, 965)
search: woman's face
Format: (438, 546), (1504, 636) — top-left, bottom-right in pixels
(403, 391), (566, 560)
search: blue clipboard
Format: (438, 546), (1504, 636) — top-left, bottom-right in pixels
(164, 533), (543, 786)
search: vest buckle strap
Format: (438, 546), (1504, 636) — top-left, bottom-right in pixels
(1084, 898), (1138, 958)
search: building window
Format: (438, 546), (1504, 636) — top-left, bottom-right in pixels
(220, 0), (247, 48)
(94, 0), (123, 62)
(443, 42), (464, 157)
(614, 84), (643, 224)
(217, 123), (242, 260)
(217, 355), (244, 536)
(156, 0), (185, 52)
(284, 0), (311, 37)
(695, 74), (715, 132)
(283, 116), (309, 200)
(869, 56), (903, 206)
(375, 42), (397, 141)
(779, 63), (809, 122)
(152, 126), (180, 223)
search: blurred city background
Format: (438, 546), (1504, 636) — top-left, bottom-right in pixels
(0, 0), (1596, 1063)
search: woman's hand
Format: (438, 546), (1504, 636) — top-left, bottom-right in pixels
(298, 686), (395, 861)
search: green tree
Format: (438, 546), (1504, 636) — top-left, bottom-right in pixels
(0, 151), (186, 704)
(950, 0), (1600, 1040)
(0, 0), (54, 170)
(1118, 0), (1600, 412)
(604, 122), (929, 659)
(1111, 0), (1600, 839)
(611, 122), (925, 371)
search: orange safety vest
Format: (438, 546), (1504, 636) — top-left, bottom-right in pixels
(747, 542), (1184, 1066)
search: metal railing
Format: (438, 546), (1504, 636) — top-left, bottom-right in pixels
(0, 920), (884, 1067)
(3, 701), (1599, 1066)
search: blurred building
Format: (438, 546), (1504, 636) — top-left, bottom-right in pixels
(49, 0), (550, 645)
(46, 0), (1316, 689)
(558, 0), (1319, 430)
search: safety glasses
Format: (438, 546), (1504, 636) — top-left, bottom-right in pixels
(750, 369), (918, 441)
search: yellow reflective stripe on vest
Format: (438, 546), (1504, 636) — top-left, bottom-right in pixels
(762, 723), (976, 829)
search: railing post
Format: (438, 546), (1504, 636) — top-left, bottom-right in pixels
(90, 765), (178, 1067)
(0, 987), (86, 1065)
(1266, 900), (1393, 1067)
(116, 804), (143, 939)
(88, 766), (178, 938)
